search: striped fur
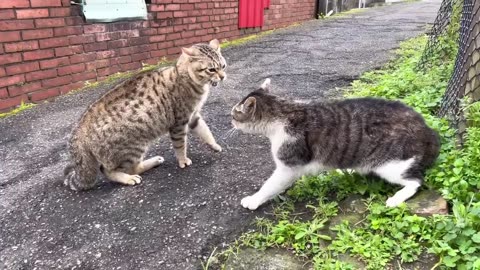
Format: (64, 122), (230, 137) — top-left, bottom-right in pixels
(64, 39), (226, 191)
(232, 79), (440, 209)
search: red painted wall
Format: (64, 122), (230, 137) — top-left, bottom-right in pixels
(0, 0), (316, 112)
(239, 0), (268, 28)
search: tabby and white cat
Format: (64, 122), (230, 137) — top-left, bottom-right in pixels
(232, 79), (440, 210)
(64, 39), (226, 190)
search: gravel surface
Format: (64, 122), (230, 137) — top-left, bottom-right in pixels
(0, 1), (440, 269)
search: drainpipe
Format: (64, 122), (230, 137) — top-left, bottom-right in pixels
(315, 0), (320, 19)
(315, 0), (333, 19)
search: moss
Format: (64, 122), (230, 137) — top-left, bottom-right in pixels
(220, 21), (308, 49)
(140, 57), (171, 72)
(340, 7), (369, 15)
(319, 7), (369, 19)
(0, 102), (36, 119)
(220, 31), (272, 49)
(221, 28), (293, 48)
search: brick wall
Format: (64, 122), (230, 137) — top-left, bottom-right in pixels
(0, 0), (316, 112)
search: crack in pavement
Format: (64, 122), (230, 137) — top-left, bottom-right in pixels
(0, 1), (440, 269)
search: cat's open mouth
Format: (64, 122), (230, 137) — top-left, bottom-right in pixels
(211, 81), (218, 87)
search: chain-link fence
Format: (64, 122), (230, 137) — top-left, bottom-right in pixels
(438, 0), (480, 139)
(420, 0), (480, 140)
(417, 0), (460, 70)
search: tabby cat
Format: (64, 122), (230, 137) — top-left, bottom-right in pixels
(64, 39), (226, 190)
(232, 79), (440, 210)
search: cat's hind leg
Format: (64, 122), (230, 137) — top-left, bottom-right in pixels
(99, 151), (146, 186)
(102, 167), (142, 186)
(133, 156), (165, 174)
(64, 142), (99, 191)
(373, 158), (422, 207)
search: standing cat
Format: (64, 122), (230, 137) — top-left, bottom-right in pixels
(231, 79), (440, 210)
(64, 39), (226, 190)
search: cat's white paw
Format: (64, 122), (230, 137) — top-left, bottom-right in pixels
(241, 195), (262, 210)
(126, 175), (142, 185)
(152, 156), (165, 166)
(209, 143), (222, 152)
(386, 196), (404, 207)
(178, 157), (192, 168)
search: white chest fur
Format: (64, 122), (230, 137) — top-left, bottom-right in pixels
(268, 122), (327, 175)
(195, 84), (210, 112)
(268, 122), (293, 165)
(199, 91), (209, 108)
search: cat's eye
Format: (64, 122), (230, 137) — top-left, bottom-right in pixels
(221, 64), (226, 69)
(208, 68), (216, 73)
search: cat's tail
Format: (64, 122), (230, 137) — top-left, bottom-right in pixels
(64, 141), (98, 191)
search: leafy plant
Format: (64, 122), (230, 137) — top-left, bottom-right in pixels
(330, 204), (429, 269)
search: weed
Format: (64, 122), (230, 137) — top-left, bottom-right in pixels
(201, 247), (218, 270)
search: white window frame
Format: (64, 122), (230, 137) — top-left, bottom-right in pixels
(77, 0), (148, 23)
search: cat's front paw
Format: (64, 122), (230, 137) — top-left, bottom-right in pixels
(209, 143), (222, 152)
(152, 156), (165, 165)
(178, 157), (192, 168)
(241, 195), (262, 210)
(386, 196), (404, 207)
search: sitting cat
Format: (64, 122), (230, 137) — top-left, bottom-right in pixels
(64, 39), (226, 190)
(231, 78), (440, 210)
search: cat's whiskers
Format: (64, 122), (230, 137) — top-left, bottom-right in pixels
(220, 128), (238, 148)
(222, 128), (238, 140)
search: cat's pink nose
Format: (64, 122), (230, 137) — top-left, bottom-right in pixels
(218, 71), (226, 80)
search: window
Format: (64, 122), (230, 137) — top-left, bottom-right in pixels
(78, 0), (148, 23)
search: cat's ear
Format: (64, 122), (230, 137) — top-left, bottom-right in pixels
(243, 97), (256, 113)
(209, 39), (220, 50)
(260, 78), (271, 92)
(182, 47), (200, 57)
